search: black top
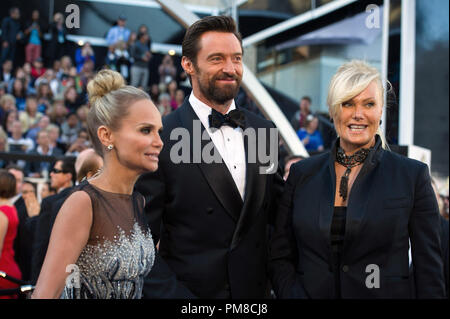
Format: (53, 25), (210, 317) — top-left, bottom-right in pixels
(331, 206), (347, 299)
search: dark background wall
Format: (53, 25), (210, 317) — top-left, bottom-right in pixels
(414, 0), (449, 176)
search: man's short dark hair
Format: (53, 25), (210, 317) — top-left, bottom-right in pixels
(0, 169), (16, 198)
(301, 96), (312, 103)
(182, 15), (243, 65)
(60, 158), (76, 185)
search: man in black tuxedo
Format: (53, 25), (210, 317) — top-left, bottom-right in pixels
(136, 16), (284, 299)
(7, 165), (33, 282)
(30, 158), (75, 283)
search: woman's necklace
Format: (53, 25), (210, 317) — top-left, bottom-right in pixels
(336, 147), (371, 202)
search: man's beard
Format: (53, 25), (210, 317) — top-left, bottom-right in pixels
(197, 72), (241, 105)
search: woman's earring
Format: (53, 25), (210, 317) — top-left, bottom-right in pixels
(107, 144), (114, 151)
(330, 118), (334, 123)
(379, 120), (383, 126)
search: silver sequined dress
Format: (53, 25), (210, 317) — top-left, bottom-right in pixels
(60, 182), (155, 299)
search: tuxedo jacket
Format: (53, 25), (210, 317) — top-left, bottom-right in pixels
(270, 137), (445, 299)
(136, 100), (284, 298)
(13, 196), (33, 282)
(30, 187), (73, 283)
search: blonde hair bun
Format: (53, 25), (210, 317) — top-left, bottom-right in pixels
(87, 69), (125, 105)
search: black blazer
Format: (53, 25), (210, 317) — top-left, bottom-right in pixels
(13, 196), (33, 282)
(30, 187), (73, 283)
(136, 100), (284, 298)
(270, 137), (445, 299)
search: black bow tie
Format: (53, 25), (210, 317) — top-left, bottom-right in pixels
(208, 108), (246, 130)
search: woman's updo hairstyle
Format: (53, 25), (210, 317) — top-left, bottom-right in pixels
(87, 69), (150, 156)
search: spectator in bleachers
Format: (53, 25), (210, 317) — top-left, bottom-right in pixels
(138, 24), (149, 39)
(7, 120), (34, 153)
(31, 58), (46, 81)
(157, 93), (172, 117)
(47, 96), (67, 127)
(16, 65), (33, 91)
(65, 128), (89, 157)
(149, 83), (160, 102)
(25, 115), (50, 143)
(52, 59), (62, 80)
(0, 82), (6, 100)
(127, 31), (137, 49)
(178, 70), (191, 90)
(59, 56), (72, 82)
(19, 95), (43, 134)
(36, 81), (53, 113)
(174, 89), (185, 109)
(0, 7), (23, 65)
(297, 114), (324, 152)
(158, 54), (177, 85)
(35, 69), (59, 97)
(76, 105), (88, 129)
(106, 15), (131, 47)
(290, 96), (312, 131)
(130, 32), (152, 90)
(60, 112), (81, 146)
(47, 13), (67, 63)
(24, 10), (43, 64)
(63, 86), (83, 112)
(0, 94), (16, 125)
(75, 42), (95, 74)
(167, 80), (179, 110)
(2, 109), (18, 136)
(46, 124), (64, 154)
(11, 78), (28, 111)
(0, 60), (14, 86)
(25, 130), (63, 178)
(106, 40), (131, 82)
(78, 59), (95, 86)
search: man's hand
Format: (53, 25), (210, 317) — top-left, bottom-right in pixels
(23, 191), (40, 217)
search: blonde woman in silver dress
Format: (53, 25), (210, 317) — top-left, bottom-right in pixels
(32, 69), (163, 298)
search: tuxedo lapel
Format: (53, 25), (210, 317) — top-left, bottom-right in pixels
(230, 111), (267, 250)
(178, 101), (243, 222)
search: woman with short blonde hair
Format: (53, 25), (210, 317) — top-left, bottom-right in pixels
(270, 60), (445, 299)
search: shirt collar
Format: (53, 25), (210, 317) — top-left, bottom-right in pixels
(189, 92), (236, 129)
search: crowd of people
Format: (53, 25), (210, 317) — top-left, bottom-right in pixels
(0, 8), (195, 177)
(0, 11), (448, 300)
(0, 7), (194, 298)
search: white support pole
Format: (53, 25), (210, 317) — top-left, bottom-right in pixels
(381, 1), (390, 134)
(156, 0), (308, 157)
(399, 0), (416, 145)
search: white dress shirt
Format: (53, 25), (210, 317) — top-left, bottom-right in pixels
(189, 93), (247, 200)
